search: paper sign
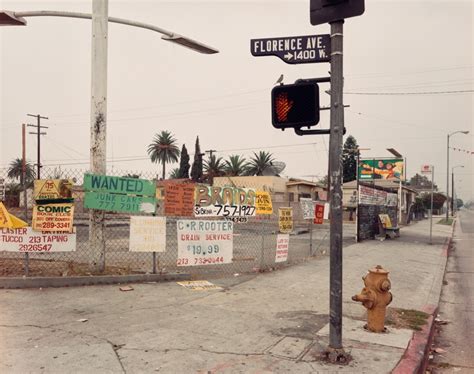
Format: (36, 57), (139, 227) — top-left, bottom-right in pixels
(255, 191), (273, 215)
(129, 216), (166, 252)
(164, 182), (195, 217)
(379, 214), (393, 229)
(275, 234), (289, 263)
(177, 280), (222, 290)
(279, 208), (293, 233)
(34, 179), (74, 201)
(194, 185), (256, 217)
(300, 198), (315, 219)
(314, 204), (325, 224)
(0, 202), (13, 228)
(176, 220), (233, 266)
(32, 203), (74, 232)
(0, 227), (76, 252)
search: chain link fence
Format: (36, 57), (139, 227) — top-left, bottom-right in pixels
(0, 167), (355, 278)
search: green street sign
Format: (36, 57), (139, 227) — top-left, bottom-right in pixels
(84, 191), (156, 214)
(84, 174), (155, 196)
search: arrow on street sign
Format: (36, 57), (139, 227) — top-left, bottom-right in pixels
(250, 34), (330, 64)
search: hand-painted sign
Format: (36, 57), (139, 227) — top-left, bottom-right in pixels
(177, 219), (233, 266)
(300, 198), (315, 219)
(164, 182), (195, 217)
(358, 186), (398, 207)
(251, 34), (331, 64)
(275, 234), (289, 262)
(278, 207), (293, 233)
(314, 204), (325, 224)
(0, 202), (28, 229)
(255, 191), (273, 215)
(83, 174), (156, 213)
(0, 227), (76, 252)
(129, 216), (166, 252)
(194, 185), (256, 217)
(32, 203), (74, 232)
(358, 159), (404, 181)
(34, 179), (74, 202)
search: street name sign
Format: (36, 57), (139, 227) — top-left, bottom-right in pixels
(250, 34), (330, 64)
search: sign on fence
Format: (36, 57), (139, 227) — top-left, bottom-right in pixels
(300, 198), (315, 219)
(177, 219), (233, 266)
(0, 202), (27, 229)
(314, 204), (325, 224)
(358, 158), (404, 181)
(275, 234), (289, 262)
(83, 174), (156, 214)
(34, 179), (74, 202)
(0, 178), (5, 201)
(129, 216), (166, 252)
(255, 191), (273, 215)
(164, 182), (195, 217)
(0, 227), (76, 252)
(32, 203), (74, 232)
(278, 207), (293, 233)
(194, 185), (256, 217)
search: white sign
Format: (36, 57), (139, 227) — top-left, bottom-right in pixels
(0, 178), (5, 201)
(386, 193), (398, 207)
(129, 216), (166, 252)
(177, 220), (233, 266)
(421, 164), (433, 174)
(300, 198), (316, 219)
(0, 227), (76, 252)
(275, 234), (289, 263)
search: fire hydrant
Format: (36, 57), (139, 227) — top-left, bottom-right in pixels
(352, 265), (393, 333)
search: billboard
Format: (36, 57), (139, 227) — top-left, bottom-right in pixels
(358, 159), (404, 181)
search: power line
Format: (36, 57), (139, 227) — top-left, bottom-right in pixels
(344, 89), (474, 95)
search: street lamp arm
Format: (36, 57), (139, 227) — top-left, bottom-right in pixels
(7, 10), (219, 54)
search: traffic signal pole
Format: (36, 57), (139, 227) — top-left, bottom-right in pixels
(328, 20), (344, 350)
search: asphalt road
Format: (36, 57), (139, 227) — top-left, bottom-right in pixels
(431, 209), (474, 373)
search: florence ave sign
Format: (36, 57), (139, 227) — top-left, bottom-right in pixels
(250, 34), (330, 64)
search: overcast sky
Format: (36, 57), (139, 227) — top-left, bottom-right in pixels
(1, 0), (473, 200)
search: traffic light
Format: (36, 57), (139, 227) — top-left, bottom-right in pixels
(271, 82), (320, 130)
(310, 0), (365, 26)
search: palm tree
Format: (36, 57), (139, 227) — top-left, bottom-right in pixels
(7, 158), (36, 186)
(245, 151), (275, 176)
(204, 154), (225, 184)
(147, 131), (180, 180)
(224, 155), (247, 176)
(169, 168), (181, 179)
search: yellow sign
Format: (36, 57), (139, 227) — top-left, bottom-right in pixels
(279, 207), (293, 233)
(0, 202), (28, 229)
(379, 214), (393, 229)
(32, 203), (74, 232)
(34, 179), (74, 201)
(255, 191), (273, 215)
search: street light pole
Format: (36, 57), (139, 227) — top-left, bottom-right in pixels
(446, 131), (469, 221)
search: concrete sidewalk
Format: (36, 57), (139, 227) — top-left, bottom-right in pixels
(0, 218), (452, 373)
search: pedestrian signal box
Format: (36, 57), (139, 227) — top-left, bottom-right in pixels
(271, 82), (320, 130)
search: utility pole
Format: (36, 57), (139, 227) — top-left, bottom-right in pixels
(429, 166), (434, 245)
(27, 113), (48, 179)
(89, 0), (108, 272)
(205, 149), (217, 159)
(22, 123), (29, 276)
(328, 20), (344, 350)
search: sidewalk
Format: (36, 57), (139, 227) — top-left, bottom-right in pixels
(0, 218), (452, 373)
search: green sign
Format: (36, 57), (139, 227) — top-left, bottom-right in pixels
(358, 159), (404, 181)
(84, 191), (156, 213)
(84, 174), (155, 196)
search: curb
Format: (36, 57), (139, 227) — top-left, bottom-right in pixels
(392, 229), (454, 374)
(0, 272), (191, 289)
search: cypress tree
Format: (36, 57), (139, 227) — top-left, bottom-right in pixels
(178, 144), (190, 179)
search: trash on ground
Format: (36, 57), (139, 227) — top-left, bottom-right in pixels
(177, 280), (222, 291)
(119, 286), (134, 292)
(77, 318), (88, 323)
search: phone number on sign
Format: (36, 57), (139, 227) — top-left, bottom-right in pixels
(19, 244), (53, 252)
(194, 204), (255, 217)
(177, 256), (225, 266)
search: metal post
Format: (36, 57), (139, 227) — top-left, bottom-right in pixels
(328, 20), (344, 350)
(309, 216), (313, 256)
(22, 124), (29, 276)
(446, 134), (450, 221)
(260, 217), (265, 270)
(451, 171), (454, 216)
(152, 252), (157, 274)
(89, 0), (108, 272)
(355, 153), (359, 242)
(429, 166), (434, 245)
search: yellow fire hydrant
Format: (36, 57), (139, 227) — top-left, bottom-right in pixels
(352, 265), (393, 333)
